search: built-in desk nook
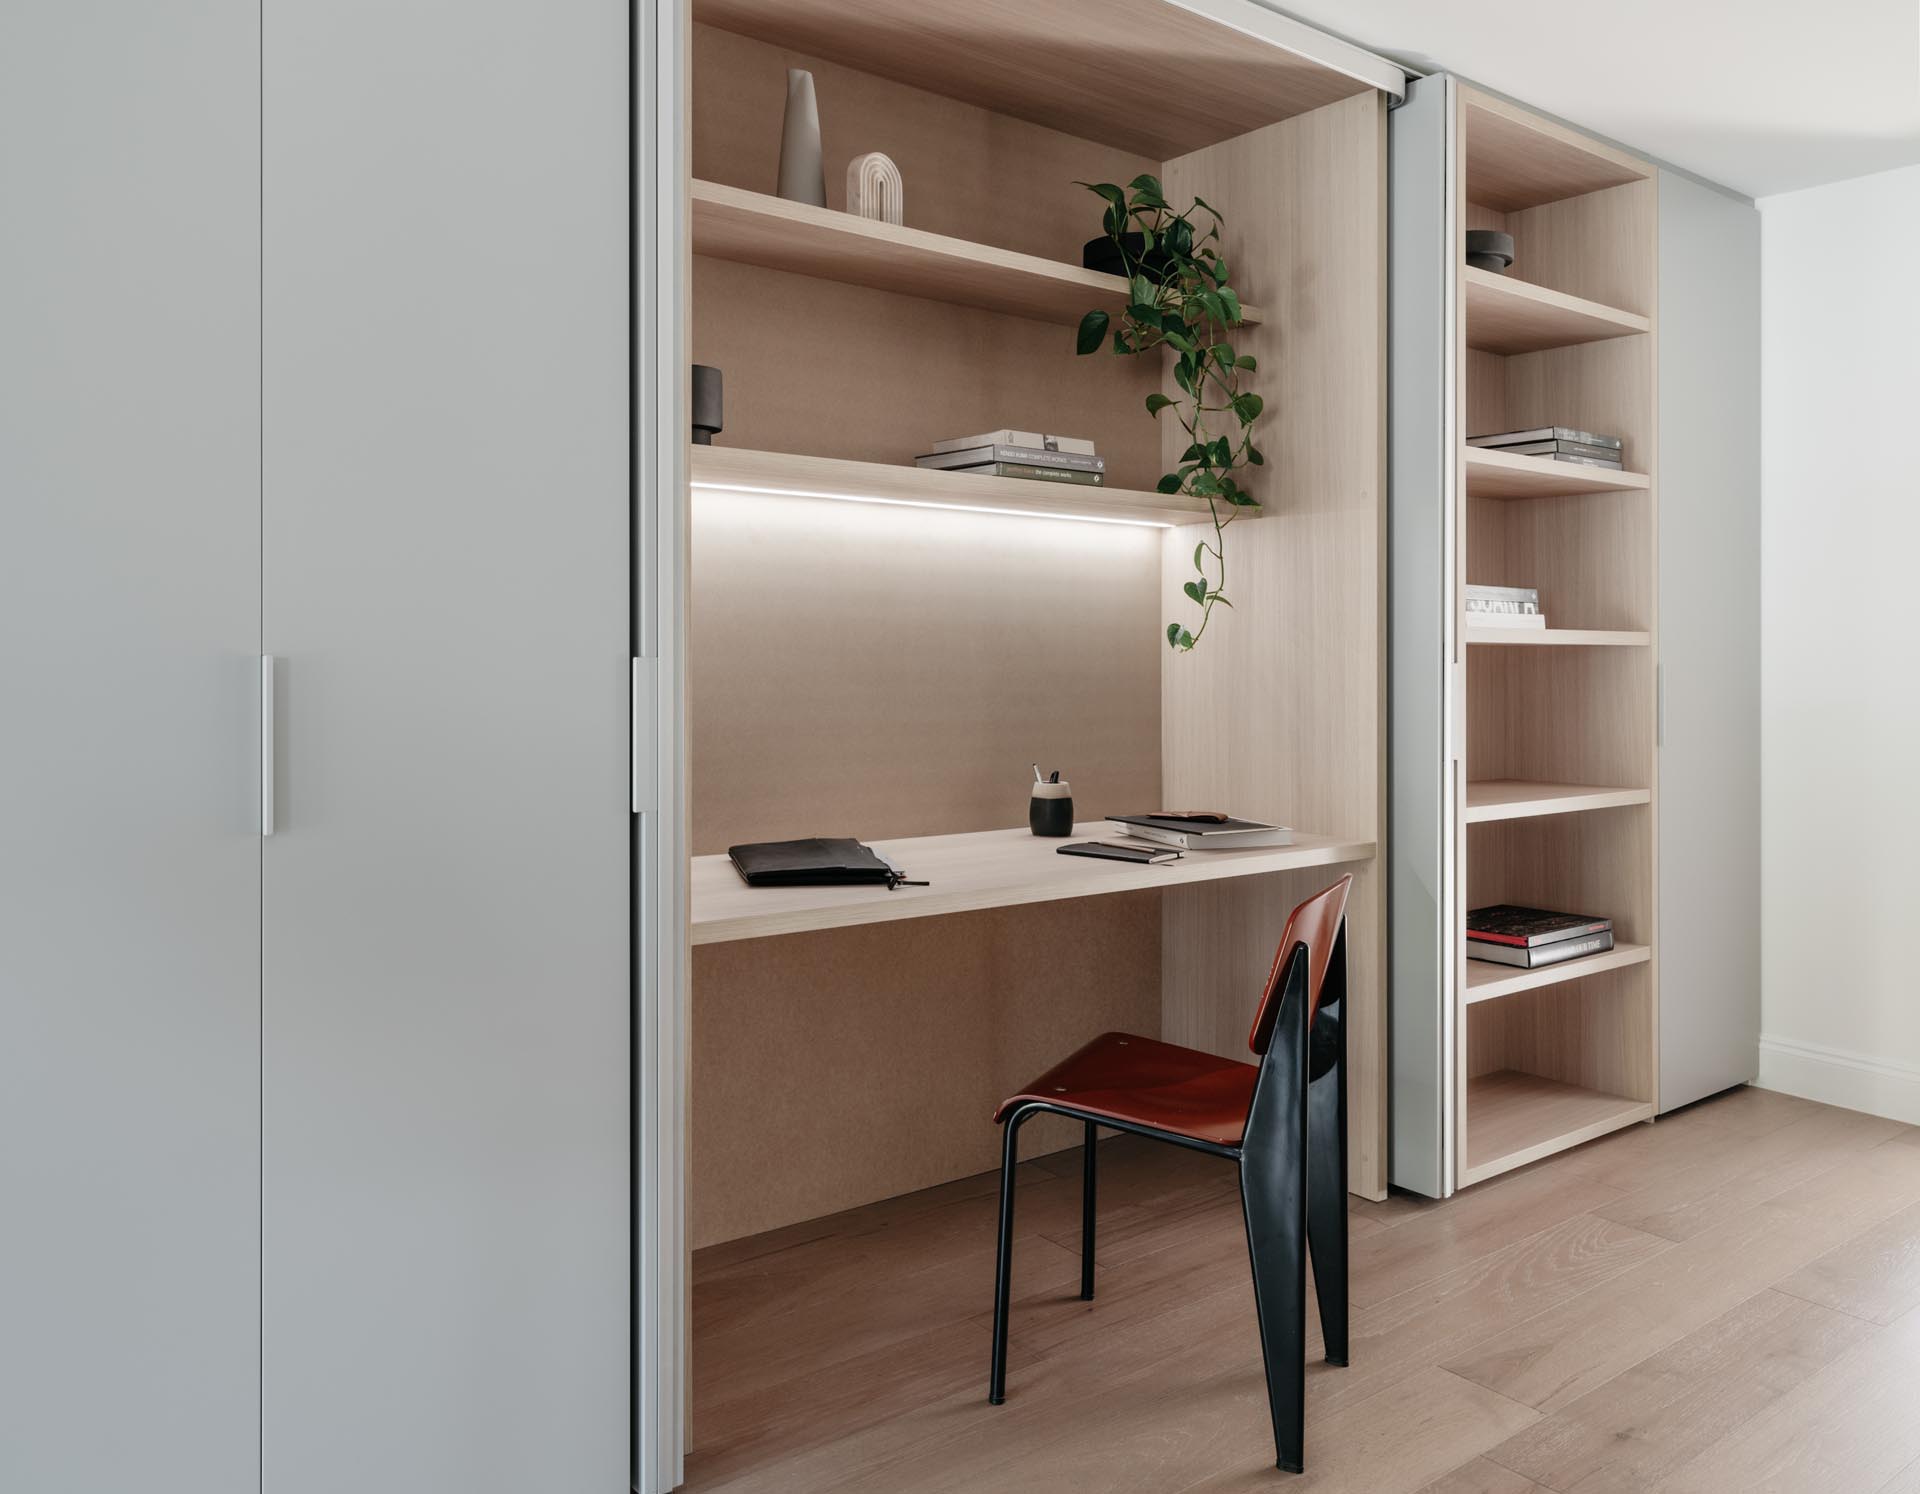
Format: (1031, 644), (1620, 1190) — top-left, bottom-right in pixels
(675, 0), (1391, 1474)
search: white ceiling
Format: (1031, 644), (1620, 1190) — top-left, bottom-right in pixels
(1270, 0), (1920, 199)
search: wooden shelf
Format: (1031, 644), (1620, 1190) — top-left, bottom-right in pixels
(691, 824), (1375, 945)
(1463, 267), (1648, 355)
(1463, 1070), (1652, 1185)
(1464, 446), (1649, 500)
(1466, 942), (1651, 1004)
(694, 0), (1384, 159)
(1466, 626), (1649, 647)
(1462, 89), (1653, 213)
(692, 181), (1265, 329)
(690, 446), (1245, 528)
(1465, 780), (1650, 823)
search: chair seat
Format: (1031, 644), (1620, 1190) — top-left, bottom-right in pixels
(995, 1031), (1258, 1147)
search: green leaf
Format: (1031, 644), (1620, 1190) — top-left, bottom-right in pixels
(1175, 627), (1195, 650)
(1192, 194), (1219, 218)
(1183, 580), (1205, 605)
(1127, 173), (1165, 195)
(1156, 472), (1185, 495)
(1167, 622), (1183, 648)
(1144, 392), (1175, 416)
(1162, 328), (1196, 356)
(1236, 354), (1258, 370)
(1193, 542), (1207, 571)
(1139, 227), (1156, 254)
(1179, 442), (1206, 463)
(1213, 342), (1236, 368)
(1075, 309), (1110, 356)
(1171, 361), (1192, 395)
(1211, 436), (1233, 466)
(1218, 286), (1244, 323)
(1232, 391), (1265, 424)
(1081, 181), (1126, 209)
(1247, 445), (1265, 466)
(1103, 204), (1124, 236)
(1129, 275), (1154, 306)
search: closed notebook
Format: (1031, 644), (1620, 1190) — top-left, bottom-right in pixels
(728, 837), (907, 888)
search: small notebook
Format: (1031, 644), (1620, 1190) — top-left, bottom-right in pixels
(1057, 840), (1182, 865)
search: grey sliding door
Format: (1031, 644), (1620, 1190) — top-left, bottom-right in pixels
(0, 4), (262, 1489)
(1656, 172), (1761, 1110)
(260, 0), (630, 1487)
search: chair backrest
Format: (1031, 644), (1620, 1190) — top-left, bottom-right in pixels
(1247, 874), (1352, 1056)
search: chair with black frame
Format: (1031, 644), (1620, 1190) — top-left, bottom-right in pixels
(986, 874), (1352, 1475)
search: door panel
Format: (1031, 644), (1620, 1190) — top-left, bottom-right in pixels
(1387, 74), (1460, 1197)
(0, 5), (261, 1489)
(1656, 171), (1761, 1109)
(261, 1), (630, 1487)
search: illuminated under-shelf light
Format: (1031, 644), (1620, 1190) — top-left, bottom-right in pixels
(689, 479), (1176, 529)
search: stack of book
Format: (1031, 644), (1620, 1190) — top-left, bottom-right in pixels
(1466, 583), (1544, 629)
(1106, 811), (1292, 850)
(1469, 426), (1623, 470)
(1467, 905), (1614, 969)
(915, 430), (1104, 487)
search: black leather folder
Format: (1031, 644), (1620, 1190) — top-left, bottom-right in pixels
(727, 837), (906, 888)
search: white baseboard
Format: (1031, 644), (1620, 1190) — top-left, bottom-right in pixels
(1757, 1034), (1920, 1128)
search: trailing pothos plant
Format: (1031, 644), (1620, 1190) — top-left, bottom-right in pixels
(1074, 174), (1263, 652)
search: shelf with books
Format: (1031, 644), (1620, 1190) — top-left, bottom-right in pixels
(1465, 941), (1650, 1004)
(1463, 266), (1649, 355)
(1463, 1070), (1652, 1185)
(1464, 780), (1650, 823)
(1464, 445), (1650, 500)
(690, 445), (1257, 528)
(691, 180), (1269, 329)
(1465, 626), (1649, 647)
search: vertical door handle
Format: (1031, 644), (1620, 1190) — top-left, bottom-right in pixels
(261, 654), (275, 836)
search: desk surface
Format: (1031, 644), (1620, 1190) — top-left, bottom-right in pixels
(690, 823), (1376, 945)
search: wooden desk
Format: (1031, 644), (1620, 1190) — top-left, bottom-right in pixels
(691, 824), (1376, 945)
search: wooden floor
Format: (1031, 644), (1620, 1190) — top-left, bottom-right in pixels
(686, 1086), (1920, 1492)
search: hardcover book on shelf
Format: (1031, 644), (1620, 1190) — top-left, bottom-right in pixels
(1106, 812), (1293, 850)
(1489, 438), (1624, 466)
(1469, 426), (1622, 451)
(916, 444), (1105, 473)
(1467, 904), (1613, 966)
(926, 430), (1096, 456)
(945, 462), (1105, 486)
(1469, 929), (1615, 968)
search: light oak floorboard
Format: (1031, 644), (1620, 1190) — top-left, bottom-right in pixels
(1443, 1133), (1920, 1413)
(686, 1091), (1920, 1493)
(1652, 1302), (1920, 1492)
(1482, 1288), (1871, 1493)
(1417, 1456), (1553, 1494)
(1774, 1196), (1920, 1325)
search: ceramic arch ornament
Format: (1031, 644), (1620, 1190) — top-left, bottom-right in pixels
(846, 151), (904, 226)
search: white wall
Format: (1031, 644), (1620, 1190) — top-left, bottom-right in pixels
(1758, 163), (1920, 1122)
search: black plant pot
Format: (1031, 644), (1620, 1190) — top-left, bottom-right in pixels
(691, 364), (724, 445)
(1082, 232), (1179, 280)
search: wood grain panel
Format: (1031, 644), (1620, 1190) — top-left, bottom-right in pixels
(1461, 88), (1650, 215)
(692, 23), (1159, 264)
(689, 894), (1161, 1247)
(693, 0), (1375, 160)
(689, 490), (1163, 854)
(1155, 91), (1388, 1197)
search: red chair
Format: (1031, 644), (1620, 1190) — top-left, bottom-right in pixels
(987, 874), (1351, 1474)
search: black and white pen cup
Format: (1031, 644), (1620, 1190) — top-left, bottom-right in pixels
(1029, 780), (1074, 837)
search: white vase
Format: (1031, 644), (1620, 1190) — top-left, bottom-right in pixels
(777, 69), (826, 207)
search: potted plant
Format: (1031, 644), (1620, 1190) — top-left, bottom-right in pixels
(1075, 175), (1263, 652)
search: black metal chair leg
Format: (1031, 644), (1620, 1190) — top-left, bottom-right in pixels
(1239, 955), (1311, 1473)
(1081, 1120), (1097, 1301)
(988, 1105), (1032, 1404)
(1306, 978), (1348, 1367)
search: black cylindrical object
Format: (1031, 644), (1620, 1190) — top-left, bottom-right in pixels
(691, 364), (724, 445)
(1465, 230), (1515, 274)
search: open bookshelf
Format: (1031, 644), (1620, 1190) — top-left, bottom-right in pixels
(1455, 87), (1659, 1186)
(681, 0), (1389, 1265)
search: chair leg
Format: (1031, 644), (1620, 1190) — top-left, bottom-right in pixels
(1240, 968), (1311, 1473)
(1306, 989), (1348, 1368)
(988, 1106), (1032, 1405)
(1081, 1120), (1097, 1301)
